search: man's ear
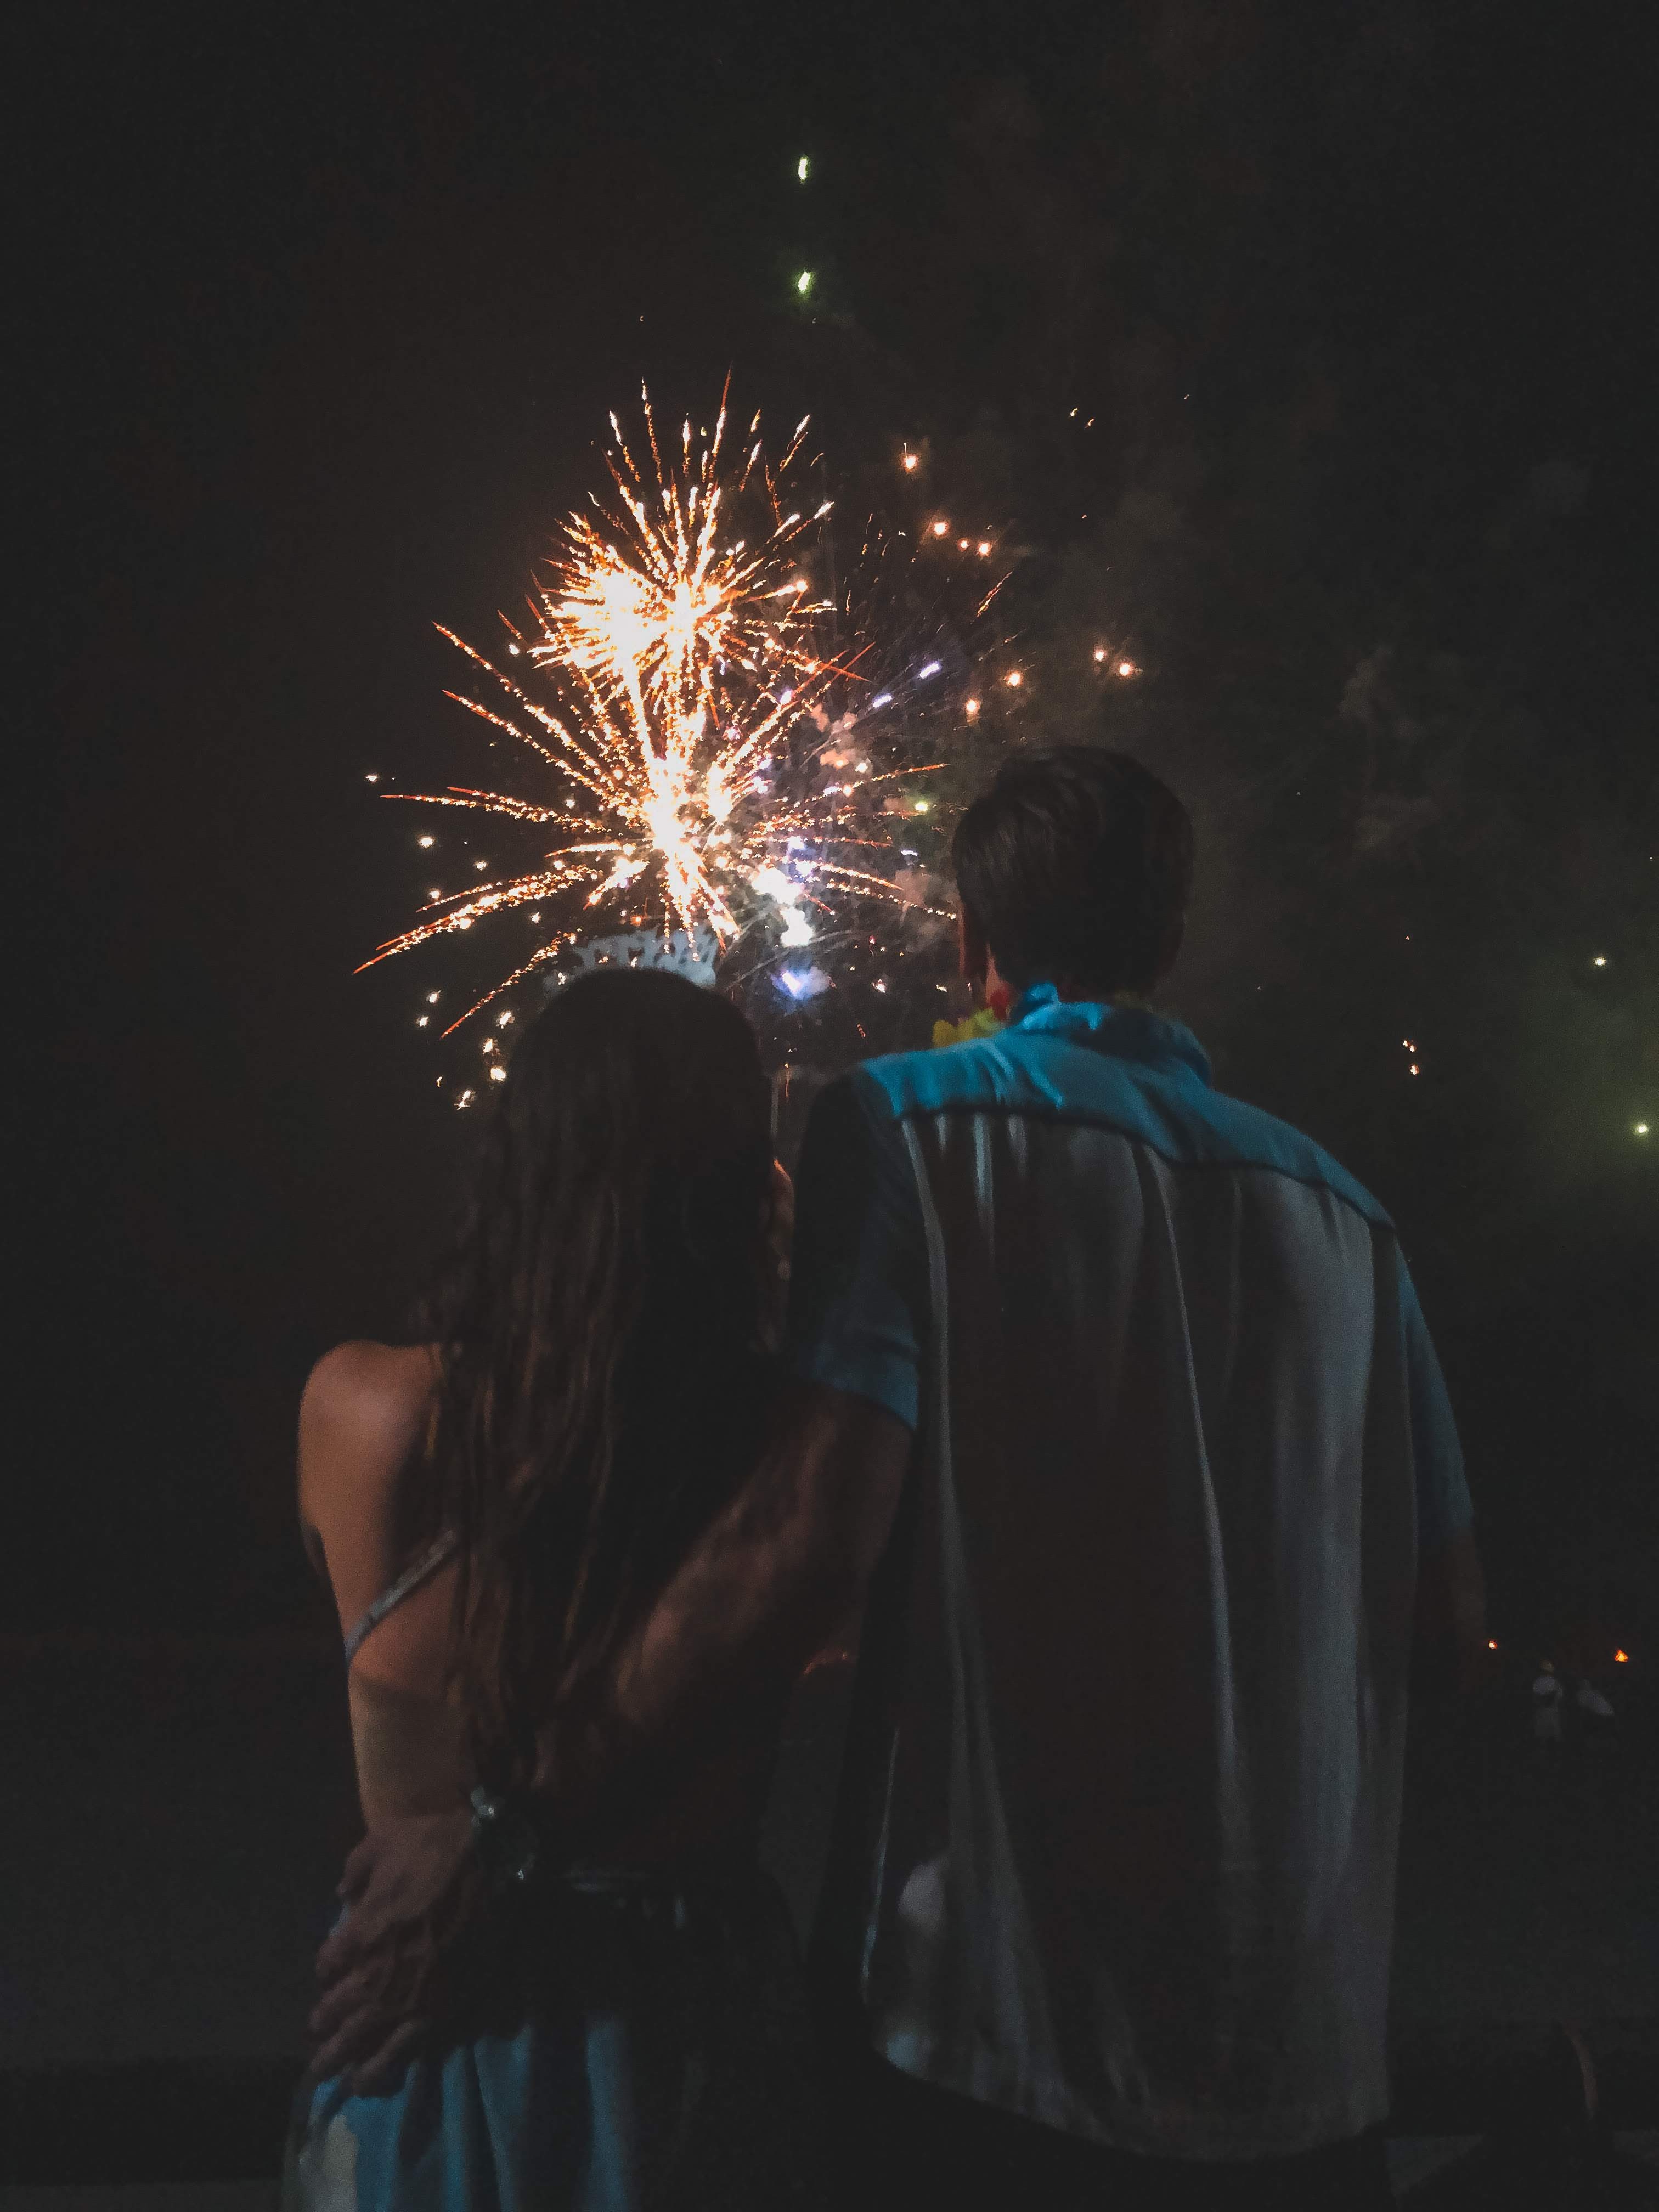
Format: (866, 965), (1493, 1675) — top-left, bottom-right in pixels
(958, 904), (989, 988)
(1152, 912), (1186, 984)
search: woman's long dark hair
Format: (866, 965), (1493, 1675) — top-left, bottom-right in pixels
(417, 969), (774, 1793)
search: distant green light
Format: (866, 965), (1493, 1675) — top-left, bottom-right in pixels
(795, 269), (814, 296)
(797, 155), (810, 183)
(1637, 1122), (1651, 1137)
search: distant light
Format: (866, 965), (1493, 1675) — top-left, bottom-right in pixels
(1615, 1649), (1629, 1662)
(474, 859), (488, 870)
(815, 499), (833, 516)
(529, 911), (540, 922)
(481, 1039), (494, 1053)
(364, 772), (379, 782)
(428, 887), (441, 898)
(871, 692), (893, 708)
(1005, 670), (1023, 687)
(977, 540), (992, 556)
(1593, 955), (1607, 967)
(964, 697), (981, 718)
(507, 643), (521, 656)
(1118, 660), (1136, 676)
(901, 451), (918, 472)
(416, 1016), (429, 1028)
(496, 1011), (514, 1026)
(873, 979), (888, 993)
(918, 661), (941, 679)
(914, 799), (932, 814)
(1093, 647), (1108, 663)
(489, 1065), (507, 1081)
(1410, 1064), (1420, 1076)
(777, 686), (794, 703)
(797, 155), (810, 182)
(795, 270), (814, 295)
(1488, 1639), (1498, 1650)
(958, 538), (970, 550)
(419, 835), (435, 848)
(1637, 1123), (1651, 1137)
(427, 991), (441, 1003)
(931, 519), (949, 537)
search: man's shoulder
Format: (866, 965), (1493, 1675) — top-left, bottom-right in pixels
(838, 1032), (1040, 1124)
(1180, 1085), (1395, 1230)
(830, 1042), (1392, 1231)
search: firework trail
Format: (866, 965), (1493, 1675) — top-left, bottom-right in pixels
(360, 387), (949, 1036)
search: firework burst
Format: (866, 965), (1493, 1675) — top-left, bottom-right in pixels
(360, 388), (946, 1035)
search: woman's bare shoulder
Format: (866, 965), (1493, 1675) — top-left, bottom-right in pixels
(303, 1340), (438, 1423)
(298, 1342), (440, 1521)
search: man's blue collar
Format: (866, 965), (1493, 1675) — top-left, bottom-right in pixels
(1008, 983), (1214, 1087)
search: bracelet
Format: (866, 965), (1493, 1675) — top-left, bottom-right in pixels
(468, 1786), (543, 1894)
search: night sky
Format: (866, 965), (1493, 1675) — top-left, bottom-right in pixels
(19, 3), (1656, 1646)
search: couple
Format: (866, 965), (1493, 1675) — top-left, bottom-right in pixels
(290, 745), (1486, 2210)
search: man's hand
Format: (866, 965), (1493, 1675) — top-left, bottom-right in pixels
(307, 1805), (486, 2095)
(1413, 1523), (1489, 1705)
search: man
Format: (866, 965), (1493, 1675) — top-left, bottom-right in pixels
(312, 747), (1486, 2207)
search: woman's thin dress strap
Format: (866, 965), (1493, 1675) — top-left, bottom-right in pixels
(342, 1531), (461, 1669)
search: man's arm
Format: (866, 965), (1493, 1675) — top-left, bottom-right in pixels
(541, 1381), (911, 1829)
(1399, 1257), (1487, 1702)
(1413, 1521), (1488, 1702)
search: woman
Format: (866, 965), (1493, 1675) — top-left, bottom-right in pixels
(284, 969), (822, 2211)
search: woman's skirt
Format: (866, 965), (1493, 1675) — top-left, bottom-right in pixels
(283, 1858), (831, 2212)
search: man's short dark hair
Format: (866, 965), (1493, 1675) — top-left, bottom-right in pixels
(951, 746), (1194, 994)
